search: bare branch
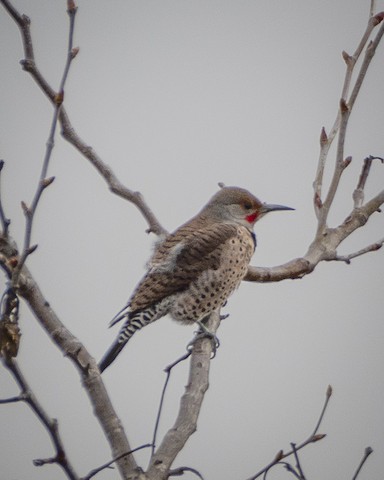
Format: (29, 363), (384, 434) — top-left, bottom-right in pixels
(0, 232), (138, 479)
(147, 313), (220, 479)
(169, 466), (205, 479)
(59, 109), (168, 236)
(246, 6), (384, 284)
(332, 238), (384, 264)
(11, 2), (77, 283)
(1, 357), (79, 480)
(280, 461), (301, 480)
(370, 0), (376, 18)
(0, 0), (34, 59)
(152, 351), (192, 455)
(311, 385), (332, 436)
(290, 443), (306, 480)
(0, 393), (25, 404)
(351, 447), (373, 480)
(0, 0), (167, 238)
(313, 10), (384, 226)
(81, 444), (152, 480)
(245, 184), (384, 282)
(246, 385), (331, 480)
(348, 14), (384, 111)
(353, 155), (384, 208)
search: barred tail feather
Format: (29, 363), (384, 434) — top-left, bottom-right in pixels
(99, 305), (167, 372)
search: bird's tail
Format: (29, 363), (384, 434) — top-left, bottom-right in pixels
(99, 340), (126, 373)
(99, 305), (166, 372)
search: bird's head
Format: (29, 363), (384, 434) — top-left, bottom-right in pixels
(204, 186), (294, 228)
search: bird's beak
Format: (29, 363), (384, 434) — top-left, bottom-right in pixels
(261, 203), (295, 213)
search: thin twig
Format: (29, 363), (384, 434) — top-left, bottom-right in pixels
(0, 161), (10, 235)
(348, 15), (384, 111)
(370, 0), (376, 18)
(281, 462), (301, 480)
(0, 394), (25, 404)
(246, 385), (331, 480)
(11, 3), (78, 284)
(263, 461), (300, 480)
(332, 238), (384, 264)
(351, 446), (373, 480)
(2, 357), (79, 480)
(353, 155), (384, 208)
(290, 443), (306, 480)
(152, 351), (192, 455)
(169, 466), (206, 479)
(311, 384), (332, 436)
(313, 9), (384, 226)
(81, 444), (152, 480)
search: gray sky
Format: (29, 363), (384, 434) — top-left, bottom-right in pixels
(1, 1), (384, 479)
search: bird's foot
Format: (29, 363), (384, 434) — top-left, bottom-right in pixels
(187, 321), (220, 358)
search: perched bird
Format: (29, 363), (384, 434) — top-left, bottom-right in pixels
(99, 186), (293, 372)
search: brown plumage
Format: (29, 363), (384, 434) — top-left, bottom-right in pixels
(99, 186), (293, 372)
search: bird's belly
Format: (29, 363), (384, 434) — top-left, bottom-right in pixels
(169, 241), (252, 324)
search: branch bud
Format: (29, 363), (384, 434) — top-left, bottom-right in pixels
(274, 450), (284, 462)
(365, 446), (373, 456)
(71, 47), (80, 59)
(21, 14), (31, 26)
(342, 50), (352, 64)
(41, 176), (55, 188)
(342, 156), (352, 169)
(314, 192), (323, 209)
(311, 433), (326, 442)
(320, 127), (328, 146)
(372, 12), (384, 26)
(27, 244), (38, 255)
(21, 201), (31, 216)
(340, 98), (349, 114)
(326, 384), (333, 398)
(67, 0), (77, 13)
(20, 58), (35, 72)
(0, 160), (4, 171)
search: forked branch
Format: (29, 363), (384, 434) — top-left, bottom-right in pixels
(246, 385), (332, 480)
(1, 357), (79, 480)
(0, 0), (167, 238)
(10, 1), (78, 284)
(246, 10), (384, 282)
(147, 313), (220, 479)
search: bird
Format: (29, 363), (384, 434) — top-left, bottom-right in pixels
(99, 186), (293, 372)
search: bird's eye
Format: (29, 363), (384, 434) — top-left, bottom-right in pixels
(243, 202), (252, 210)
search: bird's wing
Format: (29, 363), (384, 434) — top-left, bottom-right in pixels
(125, 222), (240, 313)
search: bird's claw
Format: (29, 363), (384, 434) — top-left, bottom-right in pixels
(186, 326), (220, 358)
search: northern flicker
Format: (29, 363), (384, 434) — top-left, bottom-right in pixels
(99, 186), (293, 372)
